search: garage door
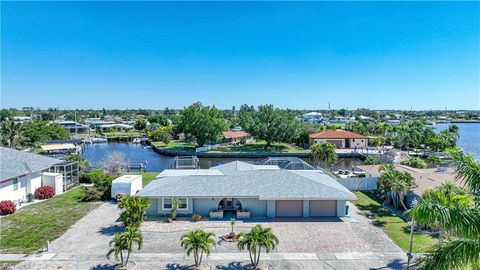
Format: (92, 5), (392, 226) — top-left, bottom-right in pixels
(309, 200), (336, 217)
(276, 200), (303, 217)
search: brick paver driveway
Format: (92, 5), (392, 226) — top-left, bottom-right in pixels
(139, 202), (402, 254)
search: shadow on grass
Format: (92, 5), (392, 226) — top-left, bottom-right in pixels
(98, 225), (124, 236)
(354, 192), (398, 228)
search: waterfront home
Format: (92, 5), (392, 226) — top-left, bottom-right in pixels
(98, 123), (134, 132)
(302, 112), (323, 123)
(222, 131), (251, 146)
(309, 130), (368, 149)
(57, 121), (89, 135)
(138, 161), (356, 219)
(0, 147), (79, 203)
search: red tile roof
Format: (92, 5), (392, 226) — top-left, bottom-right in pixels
(309, 129), (368, 139)
(223, 131), (250, 139)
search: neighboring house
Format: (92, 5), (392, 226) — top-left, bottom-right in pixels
(0, 147), (79, 203)
(57, 121), (89, 135)
(356, 164), (463, 207)
(309, 130), (368, 149)
(222, 131), (251, 145)
(302, 112), (323, 123)
(138, 161), (356, 218)
(12, 116), (32, 124)
(98, 123), (134, 132)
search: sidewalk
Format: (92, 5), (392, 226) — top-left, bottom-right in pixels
(3, 252), (407, 269)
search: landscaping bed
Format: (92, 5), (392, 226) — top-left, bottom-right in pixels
(0, 187), (101, 253)
(352, 191), (437, 252)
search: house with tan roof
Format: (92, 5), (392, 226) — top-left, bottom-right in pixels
(222, 131), (251, 145)
(309, 130), (368, 149)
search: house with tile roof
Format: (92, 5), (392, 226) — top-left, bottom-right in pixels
(309, 130), (369, 149)
(222, 131), (251, 145)
(138, 161), (356, 219)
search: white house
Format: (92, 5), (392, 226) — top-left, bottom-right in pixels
(309, 130), (369, 149)
(0, 147), (68, 203)
(302, 112), (323, 123)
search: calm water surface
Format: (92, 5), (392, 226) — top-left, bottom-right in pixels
(435, 123), (480, 160)
(81, 143), (362, 172)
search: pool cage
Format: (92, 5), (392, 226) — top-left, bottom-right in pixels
(47, 161), (80, 191)
(259, 157), (316, 170)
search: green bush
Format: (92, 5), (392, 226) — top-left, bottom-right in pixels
(80, 186), (104, 202)
(401, 157), (427, 169)
(364, 155), (380, 165)
(80, 170), (114, 200)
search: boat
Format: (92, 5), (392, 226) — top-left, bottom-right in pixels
(132, 138), (141, 144)
(91, 137), (108, 143)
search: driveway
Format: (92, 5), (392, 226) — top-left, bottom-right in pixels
(14, 201), (405, 269)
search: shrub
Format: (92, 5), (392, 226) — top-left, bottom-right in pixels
(80, 169), (105, 184)
(0, 200), (16, 215)
(192, 214), (202, 222)
(80, 186), (104, 202)
(34, 186), (55, 200)
(401, 157), (427, 169)
(364, 155), (380, 165)
(80, 170), (114, 199)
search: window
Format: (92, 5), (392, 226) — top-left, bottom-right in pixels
(162, 198), (188, 210)
(13, 178), (19, 190)
(361, 140), (364, 142)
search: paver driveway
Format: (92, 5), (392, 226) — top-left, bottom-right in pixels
(48, 201), (401, 255)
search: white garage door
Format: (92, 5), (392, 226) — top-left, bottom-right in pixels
(309, 200), (336, 217)
(275, 200), (303, 217)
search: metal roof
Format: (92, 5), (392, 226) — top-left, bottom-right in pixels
(138, 161), (356, 201)
(0, 147), (63, 180)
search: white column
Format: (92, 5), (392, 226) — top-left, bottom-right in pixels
(303, 200), (309, 218)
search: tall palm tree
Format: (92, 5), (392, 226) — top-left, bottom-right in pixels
(406, 149), (480, 270)
(180, 230), (216, 267)
(106, 227), (143, 267)
(237, 225), (279, 268)
(0, 120), (25, 149)
(311, 142), (337, 168)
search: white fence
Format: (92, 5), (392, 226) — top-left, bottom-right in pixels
(336, 177), (377, 191)
(195, 144), (221, 153)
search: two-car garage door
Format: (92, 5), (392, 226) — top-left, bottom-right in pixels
(275, 200), (336, 217)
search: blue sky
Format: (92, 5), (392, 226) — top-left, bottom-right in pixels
(1, 1), (479, 110)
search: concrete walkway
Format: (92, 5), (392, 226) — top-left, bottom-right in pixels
(8, 252), (407, 269)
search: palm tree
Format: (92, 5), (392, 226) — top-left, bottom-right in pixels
(237, 225), (279, 268)
(118, 196), (151, 228)
(377, 164), (415, 209)
(406, 149), (480, 269)
(0, 120), (25, 149)
(180, 230), (216, 267)
(106, 227), (143, 267)
(170, 198), (180, 220)
(311, 142), (337, 169)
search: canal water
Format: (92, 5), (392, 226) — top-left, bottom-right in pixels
(435, 123), (480, 161)
(81, 143), (363, 172)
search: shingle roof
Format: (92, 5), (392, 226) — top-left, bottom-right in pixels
(138, 161), (356, 201)
(0, 147), (63, 180)
(309, 129), (368, 139)
(223, 131), (250, 139)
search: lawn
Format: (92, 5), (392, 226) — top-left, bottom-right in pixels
(0, 188), (100, 253)
(152, 141), (196, 152)
(127, 172), (159, 186)
(353, 191), (437, 252)
(207, 141), (309, 154)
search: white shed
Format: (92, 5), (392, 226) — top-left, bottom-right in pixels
(111, 175), (143, 200)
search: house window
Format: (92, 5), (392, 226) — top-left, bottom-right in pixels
(13, 178), (19, 190)
(361, 140), (364, 142)
(162, 198), (188, 210)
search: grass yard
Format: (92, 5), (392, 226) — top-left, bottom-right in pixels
(207, 141), (309, 154)
(127, 172), (160, 186)
(353, 191), (437, 252)
(152, 141), (196, 152)
(0, 188), (100, 254)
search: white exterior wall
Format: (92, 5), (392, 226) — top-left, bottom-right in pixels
(312, 138), (345, 148)
(336, 200), (347, 217)
(0, 175), (28, 202)
(348, 138), (368, 148)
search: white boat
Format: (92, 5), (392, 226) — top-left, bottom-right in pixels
(132, 138), (141, 144)
(91, 137), (108, 143)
